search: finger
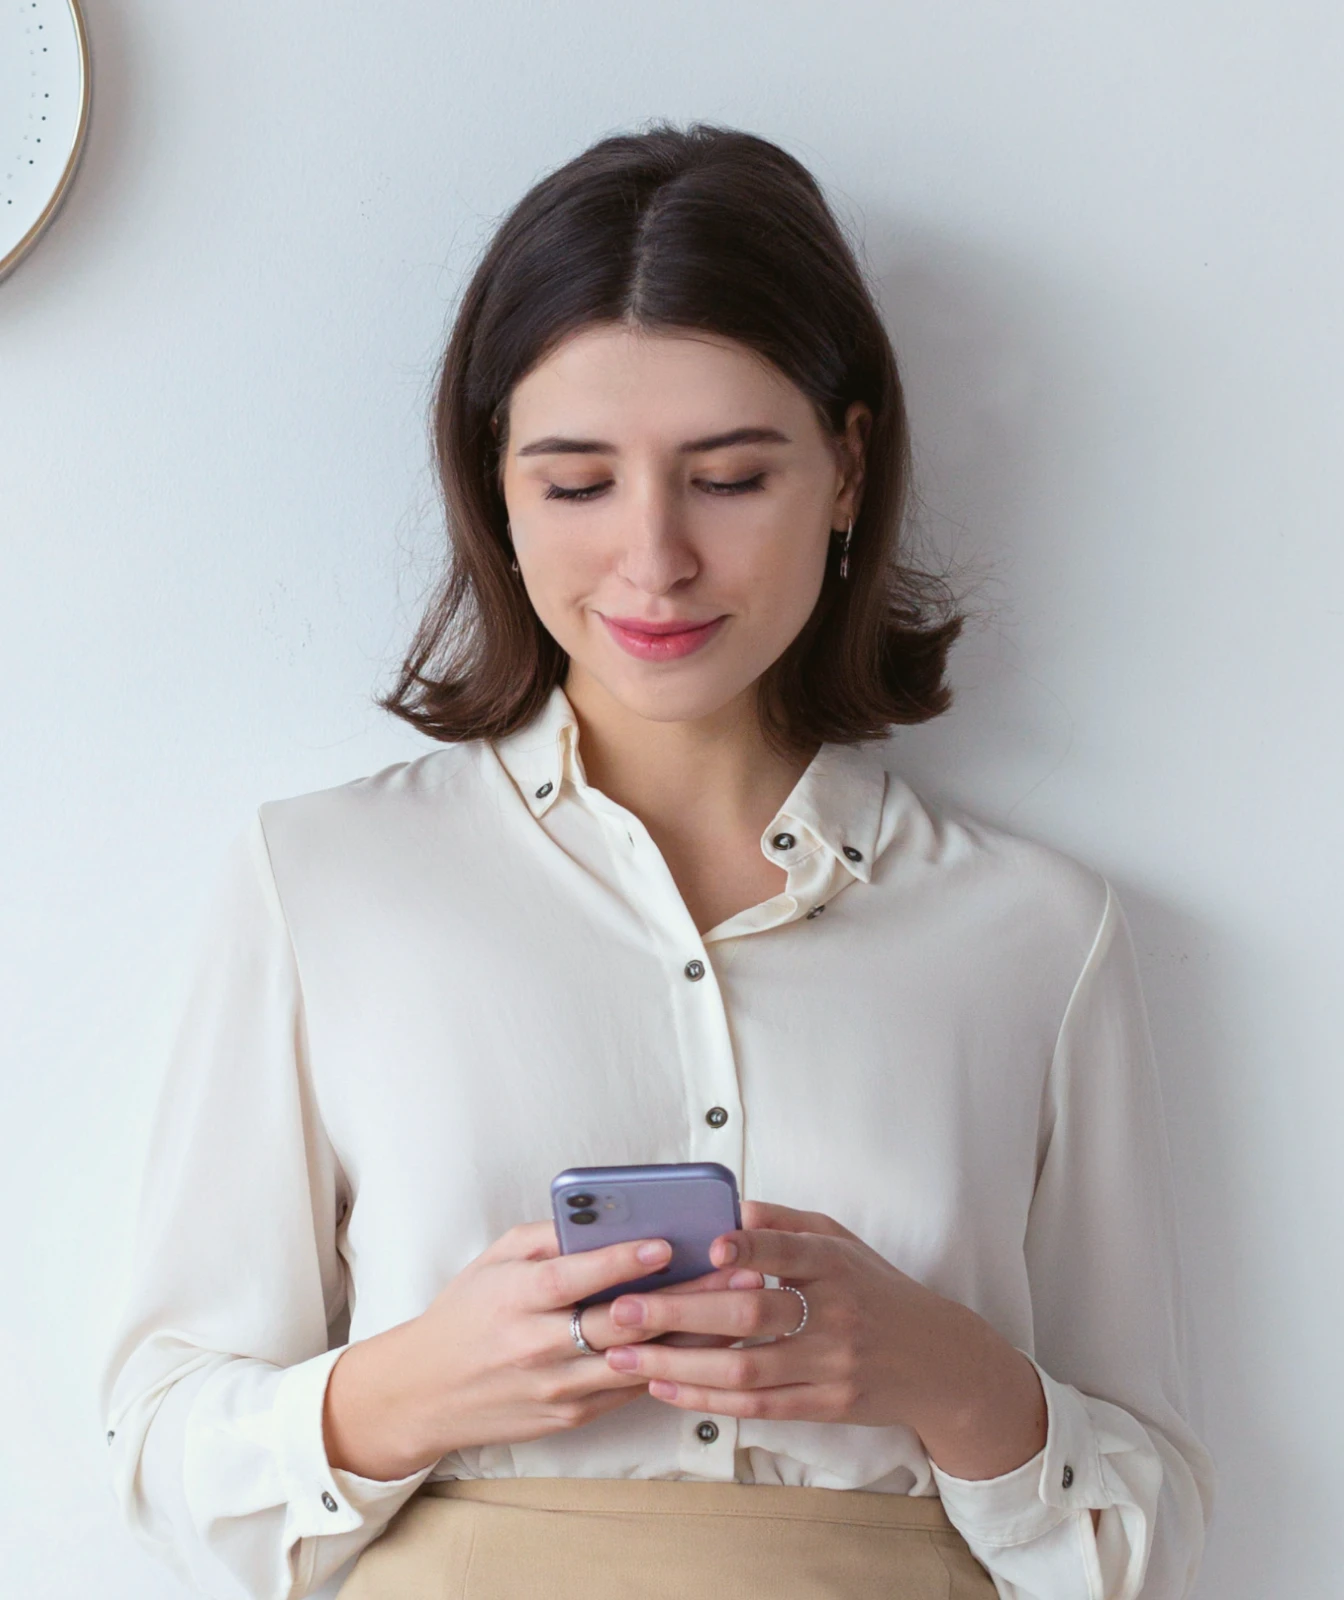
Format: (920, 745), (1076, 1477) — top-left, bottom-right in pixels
(576, 1303), (739, 1354)
(574, 1267), (763, 1353)
(739, 1201), (857, 1241)
(558, 1351), (652, 1395)
(591, 1265), (767, 1349)
(605, 1338), (803, 1390)
(569, 1382), (656, 1425)
(571, 1302), (645, 1355)
(482, 1220), (561, 1262)
(526, 1236), (674, 1311)
(606, 1285), (810, 1343)
(586, 1384), (654, 1416)
(644, 1379), (819, 1420)
(708, 1227), (835, 1282)
(562, 1302), (744, 1358)
(650, 1265), (766, 1295)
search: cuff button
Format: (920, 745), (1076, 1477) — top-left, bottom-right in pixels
(1061, 1465), (1074, 1489)
(322, 1491), (339, 1512)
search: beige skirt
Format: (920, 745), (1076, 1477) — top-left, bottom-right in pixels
(335, 1475), (997, 1599)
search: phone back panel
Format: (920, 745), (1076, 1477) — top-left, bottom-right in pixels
(551, 1162), (742, 1307)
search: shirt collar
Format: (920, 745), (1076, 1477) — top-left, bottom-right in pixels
(490, 682), (888, 884)
(489, 682), (586, 820)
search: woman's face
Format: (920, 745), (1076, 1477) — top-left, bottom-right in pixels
(499, 322), (869, 728)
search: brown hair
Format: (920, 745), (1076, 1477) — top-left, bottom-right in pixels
(378, 119), (964, 757)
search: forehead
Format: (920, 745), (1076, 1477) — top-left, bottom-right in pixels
(505, 323), (816, 443)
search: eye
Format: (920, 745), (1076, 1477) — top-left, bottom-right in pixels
(701, 473), (767, 496)
(542, 473), (767, 503)
(544, 481), (610, 502)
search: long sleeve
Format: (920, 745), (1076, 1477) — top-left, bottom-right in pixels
(929, 878), (1217, 1599)
(96, 813), (435, 1600)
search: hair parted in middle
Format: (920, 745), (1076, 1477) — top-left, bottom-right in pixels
(377, 119), (964, 757)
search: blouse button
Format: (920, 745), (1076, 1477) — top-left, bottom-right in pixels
(1061, 1465), (1074, 1489)
(770, 831), (796, 851)
(106, 1430), (115, 1444)
(805, 904), (826, 919)
(684, 959), (705, 981)
(842, 845), (863, 862)
(534, 781), (553, 799)
(705, 1107), (729, 1128)
(321, 1491), (339, 1512)
(696, 1420), (720, 1443)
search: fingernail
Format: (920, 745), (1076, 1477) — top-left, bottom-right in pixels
(713, 1239), (738, 1265)
(606, 1346), (639, 1371)
(728, 1270), (758, 1290)
(611, 1298), (645, 1326)
(648, 1380), (678, 1400)
(637, 1240), (672, 1264)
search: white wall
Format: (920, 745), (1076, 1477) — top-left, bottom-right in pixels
(3, 3), (1340, 1595)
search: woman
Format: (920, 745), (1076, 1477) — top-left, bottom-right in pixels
(99, 122), (1215, 1599)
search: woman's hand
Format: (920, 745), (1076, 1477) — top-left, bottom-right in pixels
(322, 1220), (761, 1480)
(600, 1200), (1049, 1481)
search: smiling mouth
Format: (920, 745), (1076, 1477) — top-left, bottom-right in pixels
(604, 617), (721, 635)
(599, 613), (727, 660)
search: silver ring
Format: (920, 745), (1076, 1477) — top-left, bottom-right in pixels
(779, 1285), (808, 1337)
(570, 1306), (595, 1355)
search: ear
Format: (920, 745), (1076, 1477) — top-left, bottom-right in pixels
(833, 401), (871, 524)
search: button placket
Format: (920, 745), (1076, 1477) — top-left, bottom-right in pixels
(581, 790), (746, 1481)
(661, 937), (742, 1479)
(586, 793), (746, 1169)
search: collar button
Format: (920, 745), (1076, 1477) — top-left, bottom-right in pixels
(771, 831), (796, 851)
(535, 781), (554, 799)
(842, 845), (863, 862)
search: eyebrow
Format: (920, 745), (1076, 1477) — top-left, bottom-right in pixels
(514, 425), (792, 458)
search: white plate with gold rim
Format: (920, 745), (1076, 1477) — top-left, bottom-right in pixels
(1, 0), (90, 282)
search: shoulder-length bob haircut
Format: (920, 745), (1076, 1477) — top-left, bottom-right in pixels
(379, 119), (964, 757)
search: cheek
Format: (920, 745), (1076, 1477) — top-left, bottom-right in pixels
(733, 524), (829, 624)
(524, 531), (608, 600)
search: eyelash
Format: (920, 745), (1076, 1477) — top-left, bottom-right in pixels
(543, 473), (767, 503)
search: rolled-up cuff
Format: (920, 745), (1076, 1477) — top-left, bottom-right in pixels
(272, 1345), (436, 1541)
(928, 1349), (1109, 1547)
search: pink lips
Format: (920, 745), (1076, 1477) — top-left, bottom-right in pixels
(600, 613), (727, 661)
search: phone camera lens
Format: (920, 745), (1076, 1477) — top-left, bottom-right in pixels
(566, 1193), (595, 1208)
(570, 1210), (598, 1225)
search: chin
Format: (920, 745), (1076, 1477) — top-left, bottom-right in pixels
(583, 662), (761, 726)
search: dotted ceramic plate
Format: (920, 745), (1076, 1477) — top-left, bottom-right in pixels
(1, 0), (89, 282)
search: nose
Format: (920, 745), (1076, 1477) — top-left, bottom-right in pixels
(614, 484), (699, 596)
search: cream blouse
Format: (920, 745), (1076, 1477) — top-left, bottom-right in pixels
(98, 682), (1215, 1600)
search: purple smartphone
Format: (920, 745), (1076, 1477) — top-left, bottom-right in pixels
(551, 1162), (742, 1309)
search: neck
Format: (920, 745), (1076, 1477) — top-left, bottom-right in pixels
(562, 664), (817, 847)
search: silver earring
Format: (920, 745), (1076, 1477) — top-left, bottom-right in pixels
(839, 517), (853, 580)
(506, 520), (519, 576)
